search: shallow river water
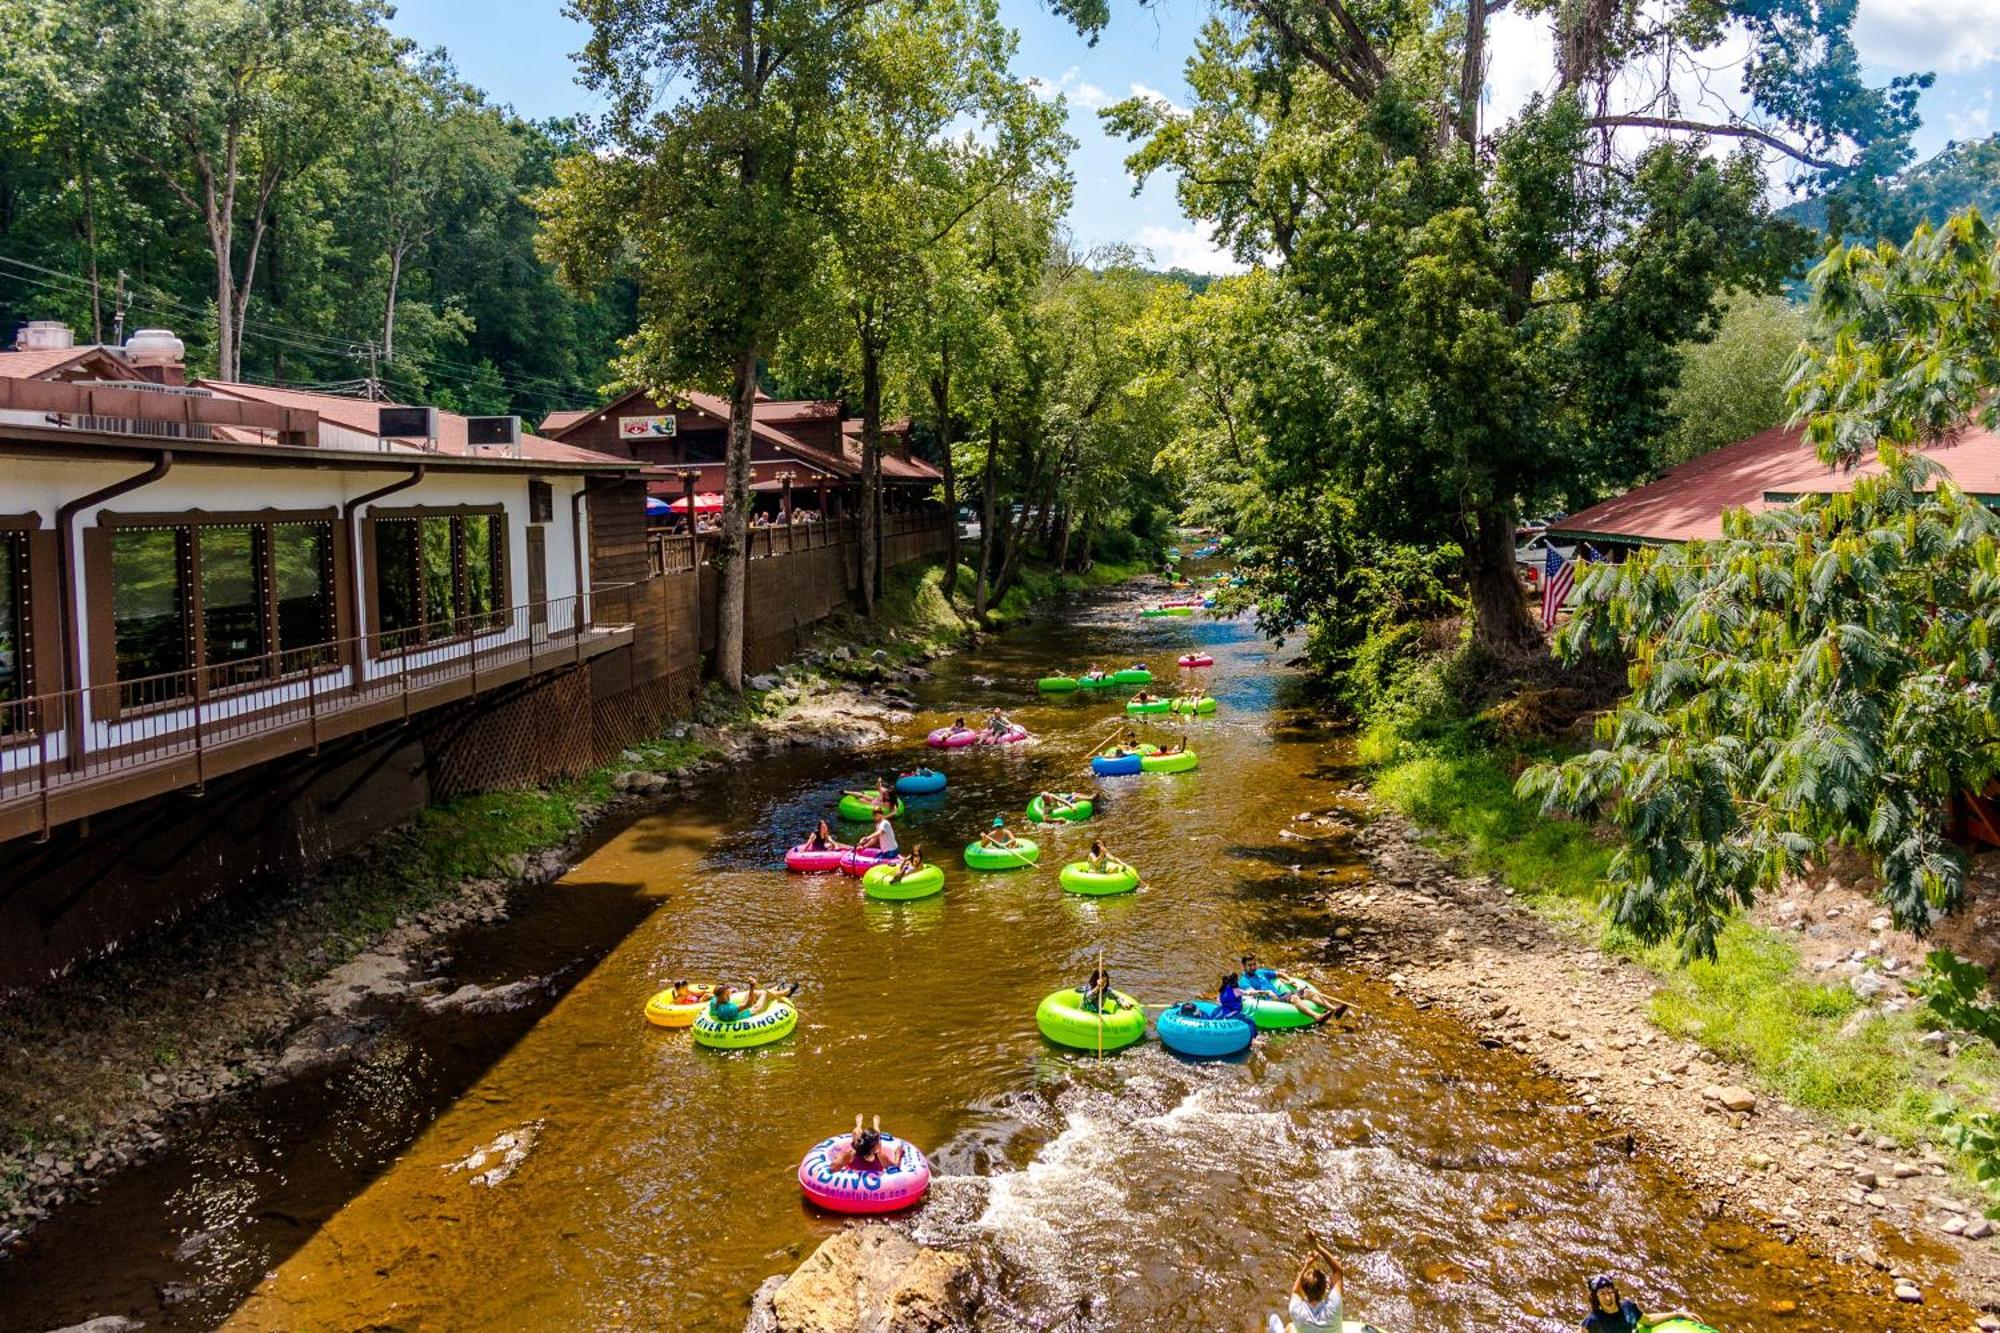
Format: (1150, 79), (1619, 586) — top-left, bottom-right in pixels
(0, 581), (1969, 1331)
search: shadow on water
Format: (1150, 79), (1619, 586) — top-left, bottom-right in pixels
(0, 574), (1981, 1332)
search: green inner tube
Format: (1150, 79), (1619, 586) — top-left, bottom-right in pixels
(1243, 990), (1317, 1029)
(1138, 609), (1174, 619)
(1027, 794), (1095, 823)
(1162, 606), (1195, 617)
(964, 838), (1040, 871)
(1075, 674), (1116, 689)
(1170, 697), (1217, 715)
(1125, 698), (1172, 715)
(1650, 1323), (1720, 1333)
(692, 999), (800, 1049)
(862, 862), (944, 900)
(1037, 676), (1079, 693)
(1036, 988), (1146, 1050)
(837, 794), (904, 823)
(1109, 668), (1153, 684)
(1139, 750), (1199, 774)
(1058, 861), (1140, 896)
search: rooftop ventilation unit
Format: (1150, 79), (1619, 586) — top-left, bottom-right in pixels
(466, 414), (522, 458)
(378, 405), (438, 451)
(18, 321), (75, 352)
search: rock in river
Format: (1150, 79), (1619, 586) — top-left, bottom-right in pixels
(746, 1223), (976, 1333)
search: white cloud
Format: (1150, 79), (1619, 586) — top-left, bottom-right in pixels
(1136, 223), (1248, 275)
(1481, 8), (1556, 132)
(1027, 67), (1111, 111)
(1126, 82), (1188, 117)
(1855, 0), (2000, 73)
(1943, 88), (1995, 142)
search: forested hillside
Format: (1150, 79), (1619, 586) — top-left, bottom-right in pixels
(0, 1), (634, 417)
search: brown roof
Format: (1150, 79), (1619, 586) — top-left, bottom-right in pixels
(1551, 422), (2000, 544)
(545, 385), (858, 477)
(202, 382), (628, 465)
(838, 431), (940, 483)
(0, 346), (145, 382)
(754, 399), (842, 424)
(538, 408), (590, 434)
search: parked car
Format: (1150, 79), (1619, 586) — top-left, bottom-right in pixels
(1515, 530), (1576, 578)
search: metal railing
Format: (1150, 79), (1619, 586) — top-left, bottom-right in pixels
(645, 512), (946, 577)
(0, 590), (631, 832)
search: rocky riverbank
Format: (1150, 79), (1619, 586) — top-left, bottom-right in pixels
(1313, 789), (2000, 1319)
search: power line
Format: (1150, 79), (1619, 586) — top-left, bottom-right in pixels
(0, 254), (602, 410)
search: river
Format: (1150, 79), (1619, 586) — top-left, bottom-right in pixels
(0, 580), (1961, 1330)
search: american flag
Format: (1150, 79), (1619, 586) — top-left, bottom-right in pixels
(1540, 544), (1573, 630)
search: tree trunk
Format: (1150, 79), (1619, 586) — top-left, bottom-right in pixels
(716, 348), (759, 690)
(930, 346), (957, 599)
(973, 412), (998, 617)
(213, 241), (237, 381)
(78, 138), (102, 344)
(382, 242), (405, 364)
(1464, 502), (1539, 653)
(1055, 506), (1072, 571)
(992, 444), (1037, 600)
(859, 329), (883, 614)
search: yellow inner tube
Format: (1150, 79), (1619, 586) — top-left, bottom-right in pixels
(644, 984), (715, 1028)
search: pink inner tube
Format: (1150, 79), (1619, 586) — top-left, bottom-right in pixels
(926, 727), (979, 749)
(798, 1134), (932, 1214)
(839, 847), (896, 876)
(1177, 654), (1214, 668)
(785, 843), (849, 873)
(978, 724), (1030, 745)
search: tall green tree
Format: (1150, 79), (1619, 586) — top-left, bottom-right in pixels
(95, 0), (393, 381)
(543, 0), (881, 689)
(1652, 291), (1808, 470)
(1520, 210), (2000, 957)
(1108, 1), (1923, 655)
(794, 0), (1066, 611)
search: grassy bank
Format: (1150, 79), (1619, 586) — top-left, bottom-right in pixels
(1360, 687), (2000, 1165)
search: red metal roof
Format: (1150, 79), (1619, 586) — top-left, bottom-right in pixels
(1550, 422), (2000, 544)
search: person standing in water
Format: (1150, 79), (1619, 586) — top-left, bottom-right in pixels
(1267, 1235), (1343, 1333)
(1581, 1276), (1697, 1332)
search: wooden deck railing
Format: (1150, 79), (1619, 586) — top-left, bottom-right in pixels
(0, 590), (634, 843)
(645, 512), (945, 577)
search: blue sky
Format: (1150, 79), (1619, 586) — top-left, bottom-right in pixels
(388, 0), (2000, 274)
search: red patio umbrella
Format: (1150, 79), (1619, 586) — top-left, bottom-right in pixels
(669, 492), (726, 513)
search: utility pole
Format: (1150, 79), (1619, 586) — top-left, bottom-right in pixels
(357, 340), (382, 401)
(111, 271), (127, 346)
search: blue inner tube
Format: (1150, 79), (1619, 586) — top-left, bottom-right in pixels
(1156, 1000), (1256, 1058)
(895, 770), (947, 795)
(1091, 752), (1144, 776)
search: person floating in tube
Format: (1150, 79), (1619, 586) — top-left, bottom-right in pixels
(981, 817), (1025, 848)
(855, 812), (898, 857)
(1077, 962), (1119, 1014)
(709, 978), (795, 1021)
(887, 846), (926, 882)
(1036, 791), (1085, 819)
(1267, 1234), (1343, 1333)
(825, 1114), (904, 1172)
(803, 818), (844, 852)
(1238, 953), (1345, 1025)
(1581, 1275), (1697, 1332)
(984, 706), (1013, 737)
